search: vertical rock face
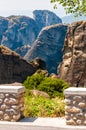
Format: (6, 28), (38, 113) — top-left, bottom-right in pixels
(0, 17), (8, 43)
(33, 10), (62, 30)
(58, 21), (86, 87)
(1, 16), (39, 49)
(0, 45), (40, 84)
(24, 24), (68, 74)
(0, 10), (62, 57)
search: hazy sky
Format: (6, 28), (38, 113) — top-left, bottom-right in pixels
(0, 0), (66, 17)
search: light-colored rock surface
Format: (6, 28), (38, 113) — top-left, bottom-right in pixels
(58, 21), (86, 87)
(0, 85), (25, 93)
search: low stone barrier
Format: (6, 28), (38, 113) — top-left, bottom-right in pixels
(0, 85), (25, 121)
(64, 87), (86, 126)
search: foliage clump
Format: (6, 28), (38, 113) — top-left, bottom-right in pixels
(50, 0), (86, 16)
(24, 94), (65, 117)
(23, 71), (69, 98)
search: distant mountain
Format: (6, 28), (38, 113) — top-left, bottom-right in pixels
(33, 10), (62, 30)
(24, 24), (68, 74)
(62, 15), (86, 24)
(0, 16), (39, 56)
(0, 10), (62, 57)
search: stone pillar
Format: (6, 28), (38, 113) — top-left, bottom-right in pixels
(64, 87), (86, 126)
(0, 85), (25, 121)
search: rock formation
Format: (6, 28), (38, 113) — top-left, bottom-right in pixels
(0, 45), (46, 84)
(0, 11), (62, 57)
(1, 16), (39, 55)
(0, 17), (9, 43)
(58, 21), (86, 87)
(33, 10), (62, 30)
(24, 24), (68, 74)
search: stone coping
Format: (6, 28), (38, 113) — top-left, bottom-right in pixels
(64, 87), (86, 95)
(0, 85), (25, 94)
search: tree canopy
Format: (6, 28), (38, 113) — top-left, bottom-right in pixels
(50, 0), (86, 16)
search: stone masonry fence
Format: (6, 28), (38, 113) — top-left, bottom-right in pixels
(0, 85), (25, 121)
(0, 85), (86, 127)
(64, 87), (86, 126)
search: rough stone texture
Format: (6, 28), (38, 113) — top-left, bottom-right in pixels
(0, 11), (62, 57)
(58, 21), (86, 87)
(33, 10), (62, 30)
(0, 16), (39, 56)
(64, 87), (86, 126)
(24, 24), (68, 74)
(0, 45), (42, 84)
(30, 90), (50, 98)
(0, 85), (25, 121)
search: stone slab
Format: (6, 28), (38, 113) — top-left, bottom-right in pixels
(64, 87), (86, 95)
(0, 117), (86, 130)
(0, 85), (25, 94)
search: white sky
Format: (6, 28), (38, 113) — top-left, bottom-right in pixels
(0, 0), (66, 18)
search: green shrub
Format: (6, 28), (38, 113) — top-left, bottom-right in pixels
(23, 72), (69, 98)
(38, 78), (69, 98)
(23, 72), (45, 90)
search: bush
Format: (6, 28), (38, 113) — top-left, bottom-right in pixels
(23, 72), (45, 90)
(23, 72), (69, 98)
(38, 77), (69, 98)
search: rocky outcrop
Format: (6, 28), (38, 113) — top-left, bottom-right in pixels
(30, 90), (50, 98)
(33, 10), (62, 30)
(1, 16), (39, 52)
(30, 57), (46, 70)
(58, 21), (86, 87)
(0, 17), (8, 43)
(0, 11), (62, 57)
(0, 45), (44, 84)
(15, 45), (31, 57)
(24, 24), (68, 74)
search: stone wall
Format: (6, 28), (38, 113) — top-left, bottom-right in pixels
(0, 85), (25, 121)
(64, 87), (86, 126)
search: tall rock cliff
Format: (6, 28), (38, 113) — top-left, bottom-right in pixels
(33, 10), (62, 30)
(0, 45), (45, 84)
(0, 10), (62, 57)
(58, 21), (86, 87)
(24, 24), (68, 74)
(1, 16), (39, 53)
(0, 17), (9, 43)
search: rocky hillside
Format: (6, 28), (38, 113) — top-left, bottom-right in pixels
(0, 45), (46, 84)
(58, 21), (86, 87)
(0, 10), (62, 57)
(0, 16), (39, 55)
(33, 10), (62, 30)
(24, 24), (68, 74)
